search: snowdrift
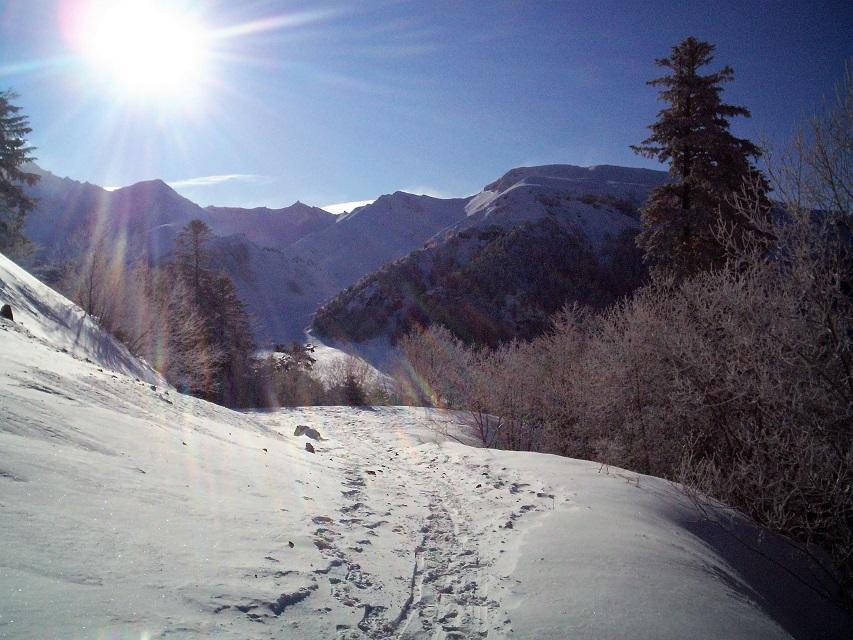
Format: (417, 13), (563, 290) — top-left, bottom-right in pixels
(0, 253), (158, 383)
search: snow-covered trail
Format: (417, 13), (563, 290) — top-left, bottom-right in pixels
(289, 409), (557, 639)
(2, 254), (851, 639)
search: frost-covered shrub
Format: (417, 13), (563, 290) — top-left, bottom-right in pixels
(401, 163), (851, 605)
(400, 75), (852, 598)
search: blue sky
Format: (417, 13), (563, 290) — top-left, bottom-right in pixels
(1, 0), (850, 209)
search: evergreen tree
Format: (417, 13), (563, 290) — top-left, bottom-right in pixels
(208, 272), (254, 405)
(342, 372), (367, 406)
(162, 268), (223, 397)
(174, 219), (213, 303)
(171, 219), (255, 404)
(0, 90), (39, 256)
(632, 37), (768, 275)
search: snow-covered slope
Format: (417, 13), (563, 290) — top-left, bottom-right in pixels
(290, 192), (470, 288)
(207, 235), (339, 345)
(479, 163), (668, 197)
(205, 202), (336, 249)
(451, 164), (667, 251)
(0, 253), (158, 383)
(1, 258), (850, 639)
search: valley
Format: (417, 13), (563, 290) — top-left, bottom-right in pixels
(19, 163), (666, 347)
(0, 253), (849, 639)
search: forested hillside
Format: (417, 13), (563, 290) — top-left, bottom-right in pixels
(313, 217), (645, 346)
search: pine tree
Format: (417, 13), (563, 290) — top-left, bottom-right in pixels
(342, 372), (367, 406)
(163, 270), (224, 397)
(208, 272), (254, 405)
(632, 37), (768, 276)
(173, 220), (253, 401)
(0, 90), (39, 256)
(174, 219), (213, 303)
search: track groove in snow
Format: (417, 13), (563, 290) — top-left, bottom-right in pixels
(282, 416), (545, 639)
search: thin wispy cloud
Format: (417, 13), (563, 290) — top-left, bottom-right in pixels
(167, 174), (270, 189)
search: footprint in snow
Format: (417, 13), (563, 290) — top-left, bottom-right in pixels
(312, 515), (335, 525)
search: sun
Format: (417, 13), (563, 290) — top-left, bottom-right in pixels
(75, 1), (210, 101)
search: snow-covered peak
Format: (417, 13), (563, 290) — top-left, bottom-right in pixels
(338, 191), (466, 223)
(481, 163), (667, 194)
(440, 164), (667, 253)
(291, 191), (470, 288)
(468, 164), (666, 217)
(111, 177), (171, 193)
(204, 202), (335, 249)
(206, 200), (330, 219)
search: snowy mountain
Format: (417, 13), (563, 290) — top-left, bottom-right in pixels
(290, 191), (471, 289)
(1, 254), (848, 639)
(453, 163), (667, 248)
(19, 163), (667, 346)
(20, 167), (335, 343)
(23, 168), (334, 263)
(479, 163), (668, 197)
(19, 168), (473, 344)
(311, 165), (663, 346)
(23, 167), (209, 268)
(205, 202), (335, 249)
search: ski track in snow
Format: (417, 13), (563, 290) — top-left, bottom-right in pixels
(218, 412), (557, 639)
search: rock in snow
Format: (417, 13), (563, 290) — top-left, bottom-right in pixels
(294, 424), (324, 440)
(0, 254), (850, 639)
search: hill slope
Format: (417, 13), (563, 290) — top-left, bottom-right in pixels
(0, 253), (159, 382)
(312, 165), (661, 346)
(205, 202), (336, 249)
(206, 234), (340, 344)
(313, 218), (644, 346)
(290, 192), (471, 288)
(1, 256), (849, 639)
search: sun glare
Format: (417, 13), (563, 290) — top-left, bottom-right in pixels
(76, 1), (209, 101)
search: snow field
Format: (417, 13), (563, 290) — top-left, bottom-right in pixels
(1, 254), (850, 639)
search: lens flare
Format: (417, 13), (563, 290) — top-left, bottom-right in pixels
(74, 0), (209, 101)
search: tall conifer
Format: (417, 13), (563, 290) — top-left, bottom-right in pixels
(0, 90), (39, 256)
(632, 37), (768, 275)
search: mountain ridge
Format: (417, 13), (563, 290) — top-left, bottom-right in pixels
(20, 162), (668, 344)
